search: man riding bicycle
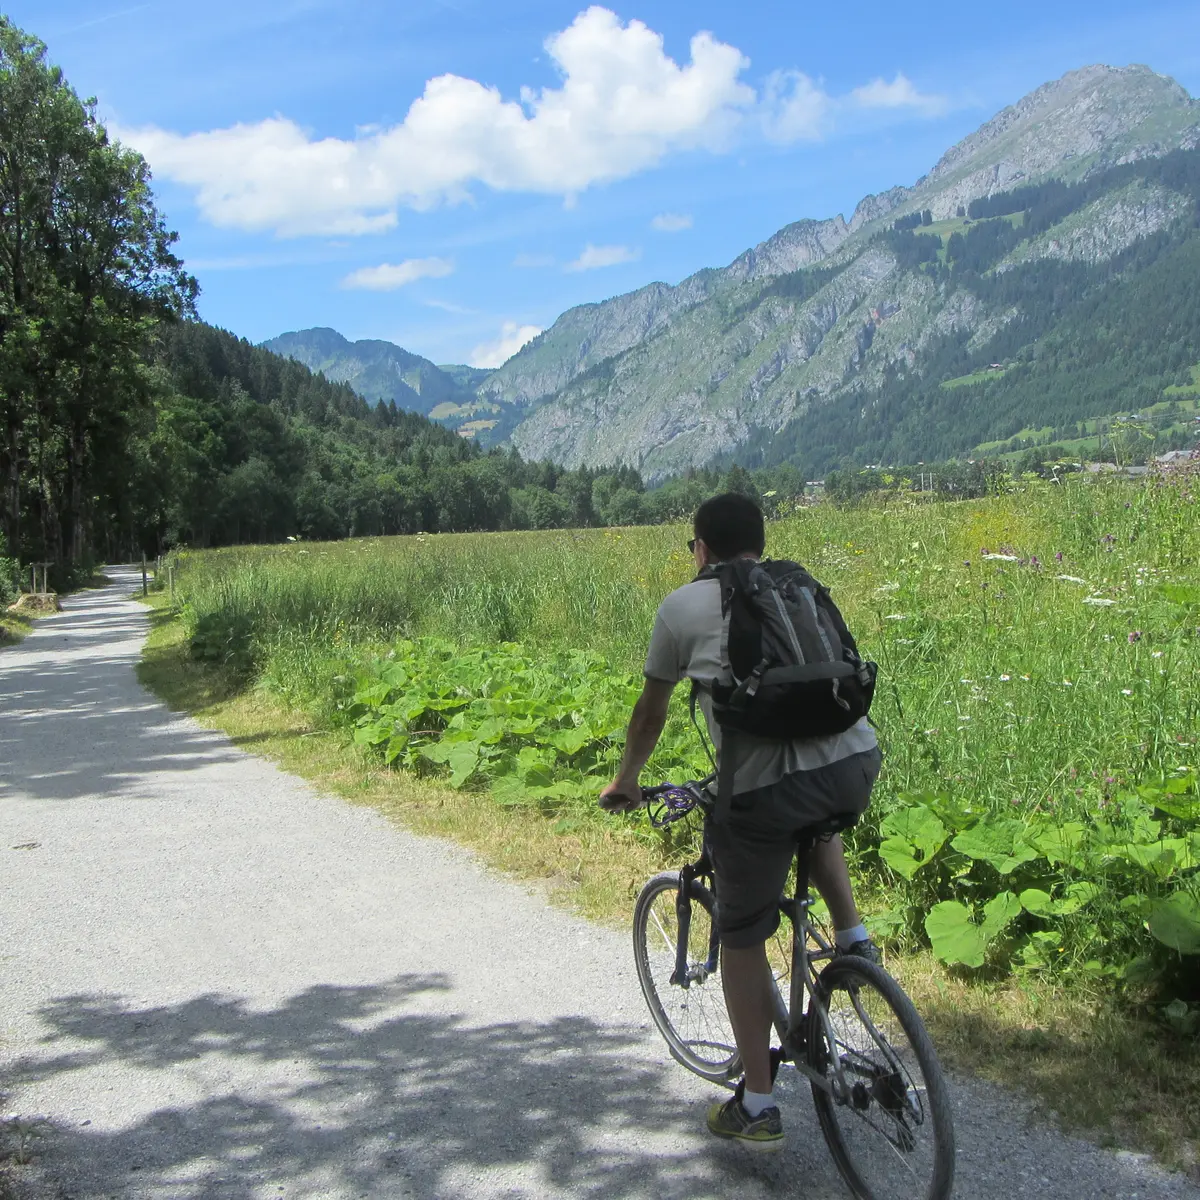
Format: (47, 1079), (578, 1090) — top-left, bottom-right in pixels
(600, 492), (882, 1151)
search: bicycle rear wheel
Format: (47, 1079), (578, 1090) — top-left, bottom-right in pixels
(633, 872), (740, 1085)
(806, 958), (955, 1200)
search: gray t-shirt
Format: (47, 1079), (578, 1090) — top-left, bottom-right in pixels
(644, 576), (878, 794)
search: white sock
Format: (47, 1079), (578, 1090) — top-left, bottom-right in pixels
(741, 1089), (774, 1117)
(835, 923), (868, 950)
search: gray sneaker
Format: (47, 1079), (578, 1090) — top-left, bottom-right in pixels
(839, 937), (882, 965)
(706, 1097), (784, 1151)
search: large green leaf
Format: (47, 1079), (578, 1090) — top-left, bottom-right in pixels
(878, 805), (947, 880)
(418, 739), (482, 787)
(546, 726), (595, 755)
(878, 839), (923, 880)
(1030, 822), (1088, 869)
(925, 892), (1020, 967)
(925, 901), (990, 968)
(352, 719), (392, 747)
(980, 891), (1021, 937)
(1056, 881), (1101, 915)
(491, 775), (533, 807)
(1148, 892), (1200, 955)
(1018, 888), (1055, 916)
(1110, 841), (1181, 879)
(952, 819), (1039, 874)
(1141, 776), (1200, 821)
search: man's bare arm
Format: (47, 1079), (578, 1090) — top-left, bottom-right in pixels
(598, 678), (676, 811)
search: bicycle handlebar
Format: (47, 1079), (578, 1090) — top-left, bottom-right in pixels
(639, 775), (715, 827)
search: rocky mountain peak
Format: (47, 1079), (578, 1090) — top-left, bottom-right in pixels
(920, 65), (1197, 205)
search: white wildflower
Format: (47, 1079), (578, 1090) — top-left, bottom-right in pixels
(983, 553), (1019, 561)
(1121, 688), (1133, 695)
(884, 613), (906, 621)
(1152, 651), (1163, 659)
(1082, 596), (1115, 606)
(1056, 574), (1088, 584)
(999, 674), (1011, 681)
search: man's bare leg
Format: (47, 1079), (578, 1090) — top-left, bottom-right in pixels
(809, 833), (860, 932)
(721, 942), (775, 1094)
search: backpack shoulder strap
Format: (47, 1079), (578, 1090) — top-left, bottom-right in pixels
(714, 729), (738, 825)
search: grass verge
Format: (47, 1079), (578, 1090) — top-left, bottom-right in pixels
(0, 609), (33, 647)
(137, 593), (1199, 1177)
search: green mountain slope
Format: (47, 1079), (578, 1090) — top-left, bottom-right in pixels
(499, 64), (1200, 477)
(262, 327), (490, 423)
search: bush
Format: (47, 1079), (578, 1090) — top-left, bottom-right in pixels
(0, 535), (20, 606)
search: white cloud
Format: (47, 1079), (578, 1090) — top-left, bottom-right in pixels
(423, 298), (476, 315)
(651, 212), (693, 232)
(121, 7), (754, 237)
(340, 257), (454, 290)
(850, 73), (948, 116)
(513, 252), (556, 268)
(761, 70), (830, 143)
(469, 321), (542, 369)
(566, 243), (640, 271)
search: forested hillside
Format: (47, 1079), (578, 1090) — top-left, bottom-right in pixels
(131, 322), (667, 552)
(747, 151), (1200, 475)
(0, 20), (697, 577)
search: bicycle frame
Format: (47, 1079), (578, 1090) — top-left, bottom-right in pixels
(669, 827), (854, 1103)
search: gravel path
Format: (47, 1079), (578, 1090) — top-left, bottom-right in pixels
(1, 569), (1197, 1200)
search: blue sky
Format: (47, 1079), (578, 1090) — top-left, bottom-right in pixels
(16, 0), (1200, 367)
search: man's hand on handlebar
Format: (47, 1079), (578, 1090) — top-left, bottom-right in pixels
(598, 778), (644, 813)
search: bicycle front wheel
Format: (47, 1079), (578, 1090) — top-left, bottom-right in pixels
(633, 872), (740, 1085)
(806, 958), (955, 1200)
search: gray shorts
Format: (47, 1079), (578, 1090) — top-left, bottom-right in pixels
(708, 747), (882, 949)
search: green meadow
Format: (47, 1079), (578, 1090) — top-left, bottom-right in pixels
(169, 470), (1199, 1008)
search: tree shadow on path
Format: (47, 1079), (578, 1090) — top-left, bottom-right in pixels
(9, 975), (813, 1199)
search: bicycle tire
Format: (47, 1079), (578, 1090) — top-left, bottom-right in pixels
(633, 871), (741, 1085)
(806, 957), (955, 1200)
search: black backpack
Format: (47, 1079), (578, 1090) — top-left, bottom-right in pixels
(697, 558), (877, 817)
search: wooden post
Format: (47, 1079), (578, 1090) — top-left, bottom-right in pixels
(30, 564), (36, 594)
(169, 564), (176, 606)
(141, 554), (148, 598)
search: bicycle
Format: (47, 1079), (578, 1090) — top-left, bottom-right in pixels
(629, 777), (955, 1200)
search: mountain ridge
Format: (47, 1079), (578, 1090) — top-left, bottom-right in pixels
(497, 63), (1200, 477)
(261, 327), (486, 422)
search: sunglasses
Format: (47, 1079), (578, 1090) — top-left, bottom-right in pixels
(687, 538), (697, 553)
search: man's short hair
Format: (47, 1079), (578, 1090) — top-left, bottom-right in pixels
(694, 492), (765, 560)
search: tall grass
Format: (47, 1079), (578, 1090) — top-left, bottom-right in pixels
(176, 474), (1199, 807)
